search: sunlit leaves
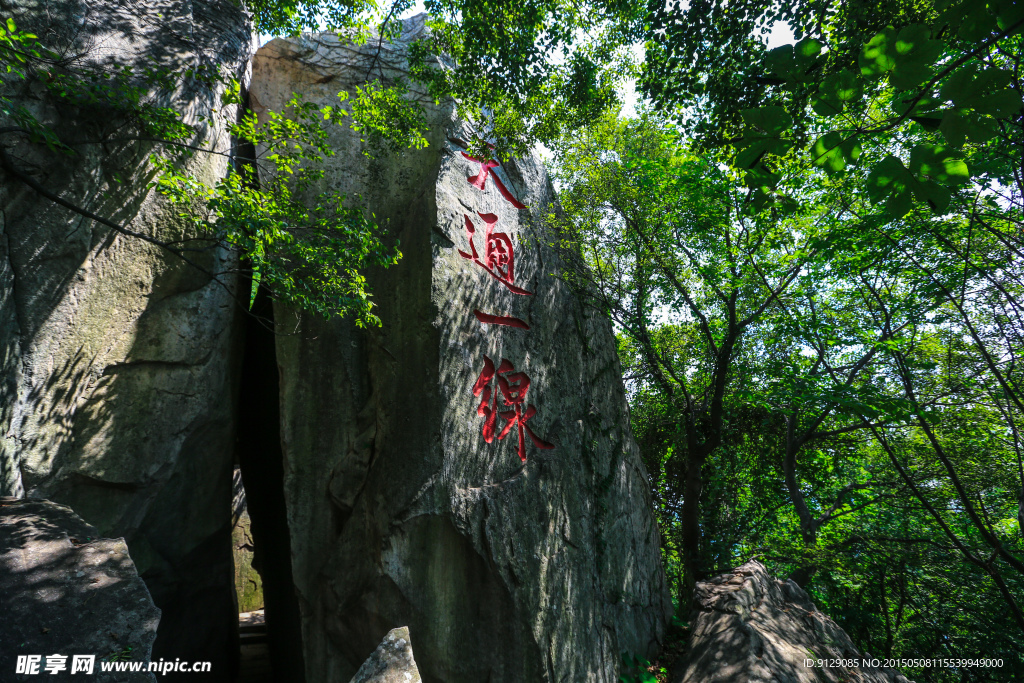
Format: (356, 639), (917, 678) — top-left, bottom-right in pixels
(810, 131), (861, 174)
(811, 70), (862, 117)
(344, 80), (429, 155)
(859, 28), (898, 78)
(635, 1), (1024, 665)
(156, 94), (402, 325)
(866, 155), (945, 216)
(940, 64), (1022, 117)
(908, 144), (969, 186)
(764, 37), (823, 84)
(247, 0), (379, 36)
(860, 145), (966, 216)
(1, 11), (407, 326)
(890, 24), (942, 90)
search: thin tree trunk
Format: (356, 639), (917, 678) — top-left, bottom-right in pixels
(681, 437), (707, 594)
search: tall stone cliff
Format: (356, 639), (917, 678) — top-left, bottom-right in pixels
(1, 8), (669, 682)
(250, 16), (671, 682)
(0, 0), (252, 675)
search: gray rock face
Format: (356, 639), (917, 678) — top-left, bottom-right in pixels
(674, 561), (914, 683)
(0, 0), (252, 674)
(349, 627), (422, 683)
(250, 16), (671, 683)
(0, 498), (160, 682)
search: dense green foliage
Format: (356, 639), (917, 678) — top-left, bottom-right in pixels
(249, 0), (638, 157)
(643, 0), (1023, 220)
(155, 94), (402, 324)
(550, 0), (1024, 677)
(553, 105), (1024, 681)
(6, 0), (1024, 678)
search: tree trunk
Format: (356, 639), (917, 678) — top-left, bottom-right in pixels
(783, 414), (818, 587)
(681, 440), (707, 595)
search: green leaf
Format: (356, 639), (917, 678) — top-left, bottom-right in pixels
(940, 64), (1022, 117)
(811, 131), (861, 173)
(740, 106), (793, 134)
(957, 4), (1000, 41)
(891, 60), (934, 91)
(795, 37), (823, 64)
(735, 135), (793, 169)
(975, 90), (1024, 118)
(891, 92), (942, 118)
(909, 114), (942, 131)
(909, 143), (969, 186)
(885, 187), (914, 218)
(764, 44), (794, 78)
(919, 181), (950, 213)
(860, 27), (897, 77)
(751, 187), (772, 210)
(886, 25), (942, 90)
(744, 166), (782, 191)
(763, 39), (821, 82)
(220, 78), (242, 106)
(734, 106), (794, 168)
(866, 155), (912, 203)
(993, 0), (1024, 33)
(811, 70), (863, 116)
(937, 109), (997, 147)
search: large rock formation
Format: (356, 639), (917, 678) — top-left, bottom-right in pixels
(0, 0), (252, 675)
(674, 561), (914, 683)
(250, 16), (671, 682)
(0, 498), (161, 682)
(349, 627), (422, 683)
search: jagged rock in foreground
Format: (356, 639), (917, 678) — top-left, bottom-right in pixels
(349, 627), (422, 683)
(0, 0), (251, 675)
(251, 15), (671, 683)
(674, 561), (913, 683)
(0, 498), (160, 682)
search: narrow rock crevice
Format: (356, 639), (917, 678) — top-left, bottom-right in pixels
(235, 283), (306, 683)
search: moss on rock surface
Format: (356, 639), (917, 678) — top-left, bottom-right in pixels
(233, 508), (265, 614)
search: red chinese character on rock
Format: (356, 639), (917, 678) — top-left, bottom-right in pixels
(473, 356), (499, 443)
(461, 152), (527, 209)
(459, 213), (533, 295)
(473, 310), (529, 329)
(472, 356), (554, 461)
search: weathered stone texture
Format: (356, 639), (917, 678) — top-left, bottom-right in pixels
(0, 0), (252, 674)
(250, 16), (671, 683)
(0, 498), (160, 682)
(349, 627), (422, 683)
(232, 469), (265, 613)
(674, 561), (915, 683)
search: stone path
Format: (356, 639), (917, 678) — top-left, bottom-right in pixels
(236, 610), (270, 683)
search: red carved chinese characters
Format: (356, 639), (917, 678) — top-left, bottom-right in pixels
(473, 356), (554, 462)
(473, 310), (529, 329)
(461, 152), (527, 209)
(458, 213), (534, 295)
(460, 143), (554, 462)
(473, 356), (499, 443)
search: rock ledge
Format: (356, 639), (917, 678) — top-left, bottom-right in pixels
(675, 560), (913, 683)
(0, 498), (160, 682)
